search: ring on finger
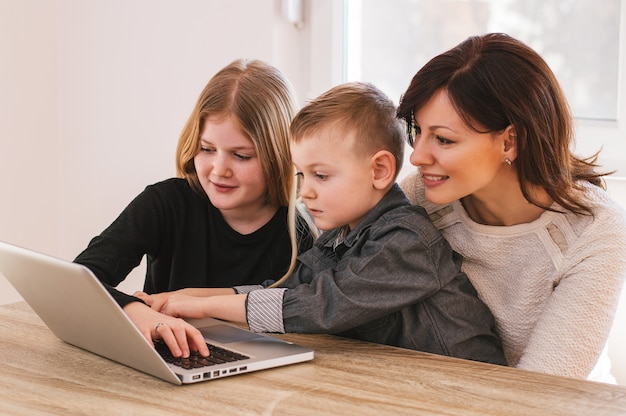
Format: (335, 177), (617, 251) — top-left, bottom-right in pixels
(155, 322), (165, 333)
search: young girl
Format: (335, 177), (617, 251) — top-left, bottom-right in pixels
(397, 33), (626, 382)
(74, 59), (316, 358)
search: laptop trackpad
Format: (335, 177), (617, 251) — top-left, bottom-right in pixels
(199, 324), (262, 344)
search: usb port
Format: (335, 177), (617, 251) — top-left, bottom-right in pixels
(229, 368), (237, 373)
(239, 366), (247, 371)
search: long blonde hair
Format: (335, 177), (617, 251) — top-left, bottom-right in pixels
(175, 59), (311, 285)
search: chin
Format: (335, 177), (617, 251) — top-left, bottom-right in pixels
(424, 190), (456, 206)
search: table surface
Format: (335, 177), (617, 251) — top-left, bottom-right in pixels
(1, 301), (626, 416)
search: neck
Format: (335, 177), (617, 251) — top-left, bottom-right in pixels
(221, 204), (279, 235)
(461, 184), (552, 226)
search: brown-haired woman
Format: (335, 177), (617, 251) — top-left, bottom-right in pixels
(398, 33), (626, 383)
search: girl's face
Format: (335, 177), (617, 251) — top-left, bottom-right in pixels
(194, 115), (273, 221)
(409, 89), (511, 205)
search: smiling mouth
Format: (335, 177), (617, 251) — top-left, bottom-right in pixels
(211, 181), (236, 191)
(422, 174), (449, 181)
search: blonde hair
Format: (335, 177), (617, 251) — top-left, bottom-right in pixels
(290, 82), (405, 180)
(175, 59), (310, 285)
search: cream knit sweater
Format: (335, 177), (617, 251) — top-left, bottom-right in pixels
(401, 172), (626, 382)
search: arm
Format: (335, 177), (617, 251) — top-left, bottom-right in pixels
(74, 184), (172, 306)
(518, 207), (626, 378)
(251, 212), (459, 334)
(75, 180), (214, 355)
(135, 288), (236, 311)
(159, 293), (248, 323)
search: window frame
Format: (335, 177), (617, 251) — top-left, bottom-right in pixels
(307, 0), (626, 177)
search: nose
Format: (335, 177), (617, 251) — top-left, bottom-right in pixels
(211, 152), (232, 177)
(298, 176), (315, 200)
(409, 137), (433, 167)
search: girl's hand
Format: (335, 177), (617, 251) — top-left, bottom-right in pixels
(134, 288), (237, 312)
(160, 294), (210, 319)
(134, 291), (173, 312)
(123, 301), (209, 358)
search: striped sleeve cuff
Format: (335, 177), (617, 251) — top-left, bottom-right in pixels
(233, 284), (264, 294)
(246, 288), (286, 333)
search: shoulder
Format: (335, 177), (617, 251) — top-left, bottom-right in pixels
(399, 171), (424, 205)
(142, 178), (204, 201)
(131, 178), (208, 211)
(570, 182), (626, 239)
(366, 186), (444, 246)
(144, 177), (193, 194)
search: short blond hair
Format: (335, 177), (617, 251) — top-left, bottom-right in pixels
(291, 82), (405, 179)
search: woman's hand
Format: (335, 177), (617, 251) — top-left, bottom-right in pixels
(123, 301), (209, 358)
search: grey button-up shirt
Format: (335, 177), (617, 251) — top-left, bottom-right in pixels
(235, 184), (506, 365)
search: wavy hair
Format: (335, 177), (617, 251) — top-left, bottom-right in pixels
(397, 33), (609, 215)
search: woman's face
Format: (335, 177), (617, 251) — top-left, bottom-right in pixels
(194, 115), (272, 219)
(409, 89), (511, 205)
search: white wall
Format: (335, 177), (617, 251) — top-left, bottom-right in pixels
(0, 0), (338, 304)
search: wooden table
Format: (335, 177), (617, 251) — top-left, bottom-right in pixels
(1, 302), (626, 415)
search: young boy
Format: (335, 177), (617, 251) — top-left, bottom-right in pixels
(140, 82), (506, 365)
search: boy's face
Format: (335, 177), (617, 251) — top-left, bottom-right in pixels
(291, 130), (381, 231)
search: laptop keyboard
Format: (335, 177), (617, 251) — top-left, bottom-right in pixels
(155, 341), (249, 370)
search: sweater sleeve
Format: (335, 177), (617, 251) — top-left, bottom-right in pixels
(73, 182), (175, 306)
(517, 204), (626, 379)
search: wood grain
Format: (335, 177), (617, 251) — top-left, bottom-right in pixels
(1, 302), (625, 415)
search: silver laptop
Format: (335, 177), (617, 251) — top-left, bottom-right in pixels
(0, 241), (314, 385)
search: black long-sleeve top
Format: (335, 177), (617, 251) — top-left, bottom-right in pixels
(74, 178), (313, 306)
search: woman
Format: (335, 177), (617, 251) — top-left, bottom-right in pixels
(397, 33), (626, 382)
(74, 59), (316, 358)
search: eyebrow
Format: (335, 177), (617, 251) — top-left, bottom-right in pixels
(420, 124), (460, 134)
(198, 138), (256, 151)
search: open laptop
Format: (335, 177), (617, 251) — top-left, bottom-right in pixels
(0, 241), (314, 385)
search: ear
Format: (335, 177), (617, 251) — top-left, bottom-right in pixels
(502, 125), (517, 162)
(370, 150), (396, 190)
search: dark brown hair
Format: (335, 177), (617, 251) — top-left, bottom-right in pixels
(397, 33), (608, 215)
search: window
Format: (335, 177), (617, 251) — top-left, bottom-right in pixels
(313, 0), (626, 175)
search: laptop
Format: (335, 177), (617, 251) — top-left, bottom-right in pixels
(0, 241), (314, 385)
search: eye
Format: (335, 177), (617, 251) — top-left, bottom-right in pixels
(314, 172), (328, 181)
(200, 146), (215, 154)
(295, 171), (304, 178)
(435, 135), (454, 145)
(233, 153), (252, 161)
